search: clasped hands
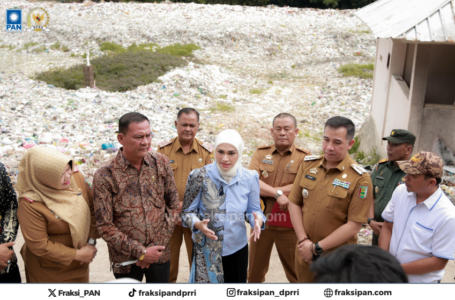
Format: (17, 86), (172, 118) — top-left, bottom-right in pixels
(195, 212), (263, 242)
(75, 243), (97, 265)
(298, 239), (316, 264)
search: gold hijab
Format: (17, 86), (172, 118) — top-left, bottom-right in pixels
(16, 146), (90, 249)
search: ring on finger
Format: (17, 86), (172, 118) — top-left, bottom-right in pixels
(7, 260), (11, 264)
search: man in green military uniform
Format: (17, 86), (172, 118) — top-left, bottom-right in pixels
(368, 129), (415, 245)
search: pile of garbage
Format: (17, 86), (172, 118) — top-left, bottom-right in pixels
(0, 0), (376, 185)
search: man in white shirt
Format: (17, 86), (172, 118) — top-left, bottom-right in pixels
(379, 151), (455, 283)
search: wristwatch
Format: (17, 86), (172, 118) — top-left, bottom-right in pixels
(139, 249), (147, 261)
(87, 238), (96, 246)
(274, 189), (283, 199)
(367, 218), (375, 225)
(314, 242), (324, 256)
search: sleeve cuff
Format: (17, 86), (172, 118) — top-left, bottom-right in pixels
(382, 217), (393, 223)
(133, 244), (147, 259)
(433, 254), (453, 260)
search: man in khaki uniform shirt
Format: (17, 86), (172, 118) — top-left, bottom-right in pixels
(248, 113), (310, 283)
(289, 116), (372, 283)
(157, 108), (214, 283)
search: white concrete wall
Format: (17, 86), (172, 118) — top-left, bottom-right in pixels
(370, 38), (393, 155)
(383, 75), (410, 137)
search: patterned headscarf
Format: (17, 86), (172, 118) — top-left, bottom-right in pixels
(16, 146), (90, 249)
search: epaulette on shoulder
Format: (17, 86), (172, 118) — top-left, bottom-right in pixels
(304, 155), (322, 161)
(351, 164), (368, 175)
(257, 145), (272, 149)
(297, 147), (311, 154)
(378, 158), (389, 164)
(158, 139), (173, 148)
(199, 140), (214, 153)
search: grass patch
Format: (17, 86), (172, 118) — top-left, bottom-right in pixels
(100, 42), (125, 54)
(219, 95), (227, 99)
(156, 43), (200, 56)
(23, 42), (39, 50)
(353, 51), (362, 56)
(249, 88), (263, 95)
(61, 45), (69, 52)
(128, 43), (158, 52)
(32, 46), (47, 53)
(50, 43), (60, 50)
(267, 80), (273, 84)
(338, 63), (374, 79)
(210, 102), (235, 113)
(35, 51), (187, 92)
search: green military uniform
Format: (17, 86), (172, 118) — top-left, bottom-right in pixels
(370, 159), (406, 245)
(370, 128), (416, 246)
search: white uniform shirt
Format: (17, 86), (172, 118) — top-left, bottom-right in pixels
(382, 184), (455, 283)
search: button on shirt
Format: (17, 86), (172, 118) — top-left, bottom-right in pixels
(183, 163), (266, 256)
(382, 184), (455, 283)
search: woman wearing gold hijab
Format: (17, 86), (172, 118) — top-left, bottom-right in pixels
(16, 146), (99, 283)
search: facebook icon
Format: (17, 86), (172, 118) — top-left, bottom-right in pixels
(6, 9), (22, 32)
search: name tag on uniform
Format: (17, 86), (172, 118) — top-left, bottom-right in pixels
(305, 174), (316, 181)
(262, 159), (274, 165)
(376, 176), (384, 180)
(170, 160), (175, 163)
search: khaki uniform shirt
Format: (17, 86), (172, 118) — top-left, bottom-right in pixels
(249, 144), (310, 231)
(157, 137), (214, 202)
(289, 154), (372, 245)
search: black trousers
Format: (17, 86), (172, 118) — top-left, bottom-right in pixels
(0, 266), (21, 283)
(114, 261), (170, 283)
(222, 244), (248, 283)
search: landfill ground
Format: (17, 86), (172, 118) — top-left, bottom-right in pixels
(1, 0), (454, 283)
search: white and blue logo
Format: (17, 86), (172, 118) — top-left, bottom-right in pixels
(6, 9), (22, 32)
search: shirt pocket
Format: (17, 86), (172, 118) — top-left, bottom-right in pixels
(170, 160), (178, 172)
(326, 187), (349, 213)
(259, 163), (275, 180)
(191, 159), (205, 171)
(284, 167), (298, 185)
(299, 178), (316, 208)
(412, 222), (433, 253)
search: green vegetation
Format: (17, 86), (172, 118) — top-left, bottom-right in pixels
(338, 63), (374, 79)
(23, 42), (39, 50)
(100, 42), (125, 54)
(267, 80), (273, 84)
(210, 102), (235, 113)
(50, 43), (60, 50)
(32, 46), (47, 53)
(35, 51), (187, 92)
(61, 45), (69, 52)
(156, 43), (200, 56)
(127, 42), (158, 52)
(349, 136), (360, 155)
(219, 95), (227, 99)
(249, 88), (263, 95)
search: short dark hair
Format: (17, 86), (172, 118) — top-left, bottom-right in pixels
(177, 108), (199, 122)
(424, 175), (442, 186)
(118, 112), (150, 135)
(311, 244), (408, 283)
(324, 116), (355, 141)
(272, 113), (297, 128)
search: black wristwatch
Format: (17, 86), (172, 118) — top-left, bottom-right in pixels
(367, 218), (375, 225)
(87, 238), (96, 246)
(314, 242), (324, 256)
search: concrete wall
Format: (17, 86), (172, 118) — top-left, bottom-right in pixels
(383, 75), (410, 137)
(418, 106), (455, 154)
(425, 44), (455, 105)
(370, 38), (393, 153)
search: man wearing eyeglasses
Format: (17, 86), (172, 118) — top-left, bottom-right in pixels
(157, 108), (214, 283)
(93, 112), (179, 283)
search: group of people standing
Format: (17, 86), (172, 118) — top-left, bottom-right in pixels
(1, 108), (454, 284)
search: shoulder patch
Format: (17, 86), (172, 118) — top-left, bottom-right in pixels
(158, 139), (172, 148)
(201, 142), (214, 153)
(351, 164), (367, 175)
(378, 158), (389, 164)
(257, 145), (272, 149)
(297, 148), (311, 154)
(304, 155), (322, 161)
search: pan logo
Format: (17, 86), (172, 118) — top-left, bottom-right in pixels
(6, 9), (22, 32)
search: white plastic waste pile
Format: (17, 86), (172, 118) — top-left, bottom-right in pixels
(0, 0), (376, 184)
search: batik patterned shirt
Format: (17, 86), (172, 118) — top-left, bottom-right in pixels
(93, 149), (179, 273)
